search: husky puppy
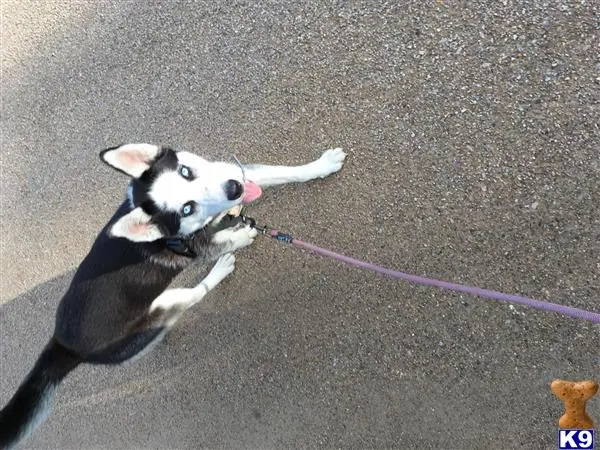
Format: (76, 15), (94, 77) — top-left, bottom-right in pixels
(0, 143), (346, 448)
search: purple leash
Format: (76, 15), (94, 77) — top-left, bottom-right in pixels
(243, 218), (600, 324)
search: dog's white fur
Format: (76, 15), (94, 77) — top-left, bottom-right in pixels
(242, 148), (346, 186)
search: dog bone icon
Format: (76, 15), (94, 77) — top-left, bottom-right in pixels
(551, 379), (598, 429)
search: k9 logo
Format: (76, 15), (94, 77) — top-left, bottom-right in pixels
(558, 430), (595, 450)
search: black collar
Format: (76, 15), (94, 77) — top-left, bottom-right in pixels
(165, 237), (197, 258)
(163, 214), (245, 259)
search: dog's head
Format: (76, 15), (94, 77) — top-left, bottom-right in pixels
(100, 143), (248, 242)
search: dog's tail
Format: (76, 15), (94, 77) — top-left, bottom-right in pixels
(0, 339), (81, 449)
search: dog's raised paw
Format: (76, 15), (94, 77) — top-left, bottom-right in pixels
(247, 225), (258, 239)
(231, 224), (257, 249)
(316, 148), (346, 178)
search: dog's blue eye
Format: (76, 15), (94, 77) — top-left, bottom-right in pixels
(181, 202), (195, 217)
(179, 165), (192, 180)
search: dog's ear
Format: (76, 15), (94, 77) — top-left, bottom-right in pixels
(108, 207), (164, 242)
(100, 144), (161, 178)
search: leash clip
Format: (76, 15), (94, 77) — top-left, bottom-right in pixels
(240, 214), (269, 235)
(239, 214), (293, 243)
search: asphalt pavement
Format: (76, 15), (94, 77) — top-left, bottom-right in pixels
(1, 1), (599, 448)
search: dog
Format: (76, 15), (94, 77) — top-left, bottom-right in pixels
(0, 143), (346, 448)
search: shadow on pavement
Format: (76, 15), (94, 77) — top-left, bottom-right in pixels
(1, 258), (597, 449)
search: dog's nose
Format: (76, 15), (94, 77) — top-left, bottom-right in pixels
(224, 179), (243, 200)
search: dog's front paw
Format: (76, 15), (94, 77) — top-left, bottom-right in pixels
(209, 253), (236, 282)
(231, 224), (258, 250)
(315, 148), (346, 178)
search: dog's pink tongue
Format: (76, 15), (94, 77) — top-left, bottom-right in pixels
(242, 180), (262, 204)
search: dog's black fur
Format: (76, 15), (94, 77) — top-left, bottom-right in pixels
(0, 147), (248, 448)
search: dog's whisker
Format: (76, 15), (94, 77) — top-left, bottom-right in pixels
(232, 154), (246, 181)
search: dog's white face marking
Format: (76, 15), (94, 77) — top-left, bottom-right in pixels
(148, 151), (244, 236)
(103, 144), (346, 242)
(126, 184), (135, 209)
